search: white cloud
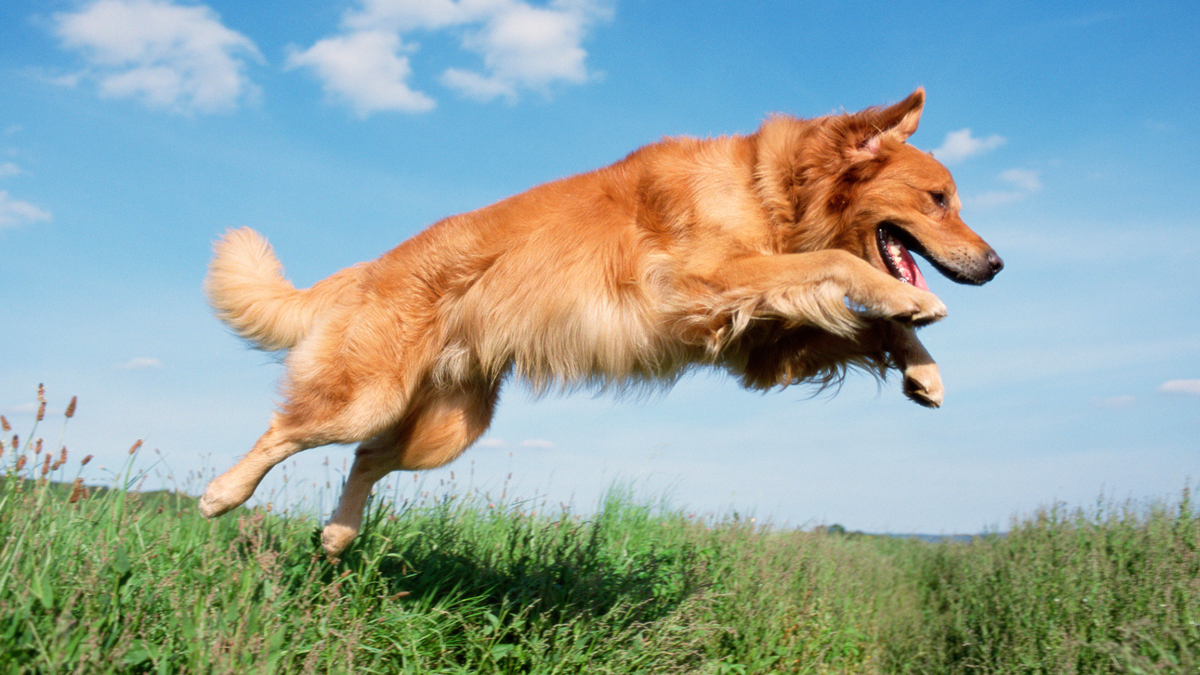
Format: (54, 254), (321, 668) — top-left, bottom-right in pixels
(471, 436), (554, 450)
(0, 191), (52, 228)
(52, 0), (262, 114)
(0, 162), (25, 178)
(971, 190), (1024, 208)
(932, 128), (1006, 164)
(1093, 395), (1136, 409)
(442, 68), (519, 101)
(969, 168), (1042, 208)
(343, 0), (465, 32)
(286, 30), (436, 116)
(999, 168), (1041, 192)
(6, 402), (43, 416)
(116, 357), (163, 370)
(445, 1), (600, 102)
(1159, 379), (1200, 396)
(291, 0), (609, 115)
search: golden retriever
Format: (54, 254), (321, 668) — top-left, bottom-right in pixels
(199, 88), (1002, 556)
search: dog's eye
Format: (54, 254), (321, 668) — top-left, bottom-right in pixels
(929, 191), (947, 209)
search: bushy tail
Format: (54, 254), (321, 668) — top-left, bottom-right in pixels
(204, 227), (357, 351)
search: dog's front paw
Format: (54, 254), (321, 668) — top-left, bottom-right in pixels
(902, 361), (943, 408)
(886, 286), (947, 326)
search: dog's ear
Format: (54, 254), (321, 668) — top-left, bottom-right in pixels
(877, 88), (924, 141)
(847, 88), (925, 162)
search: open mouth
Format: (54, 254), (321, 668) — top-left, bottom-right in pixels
(877, 225), (929, 291)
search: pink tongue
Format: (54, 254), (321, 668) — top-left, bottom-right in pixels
(897, 244), (929, 291)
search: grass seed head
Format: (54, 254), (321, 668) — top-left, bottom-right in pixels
(129, 439), (143, 455)
(69, 477), (87, 503)
(15, 455), (26, 472)
(42, 453), (51, 475)
(1, 415), (9, 432)
(65, 396), (77, 419)
(37, 401), (45, 422)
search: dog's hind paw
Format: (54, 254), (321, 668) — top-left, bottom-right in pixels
(198, 493), (232, 518)
(199, 475), (255, 518)
(321, 522), (358, 558)
(902, 361), (943, 408)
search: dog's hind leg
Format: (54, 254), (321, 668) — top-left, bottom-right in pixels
(200, 361), (415, 518)
(199, 417), (317, 518)
(320, 379), (500, 557)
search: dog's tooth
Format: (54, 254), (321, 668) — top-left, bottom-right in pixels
(882, 232), (913, 284)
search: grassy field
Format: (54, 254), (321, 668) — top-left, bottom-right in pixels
(1, 395), (1197, 674)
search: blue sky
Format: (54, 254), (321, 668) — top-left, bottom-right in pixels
(2, 0), (1197, 534)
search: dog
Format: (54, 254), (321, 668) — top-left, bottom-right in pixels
(199, 88), (1002, 556)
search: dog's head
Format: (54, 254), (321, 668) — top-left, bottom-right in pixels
(759, 89), (1003, 290)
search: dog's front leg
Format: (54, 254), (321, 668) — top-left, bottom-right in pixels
(696, 250), (948, 338)
(886, 325), (943, 408)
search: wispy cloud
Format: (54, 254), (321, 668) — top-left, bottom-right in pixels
(970, 168), (1042, 208)
(0, 162), (25, 178)
(289, 0), (610, 116)
(1159, 379), (1200, 396)
(1093, 395), (1136, 409)
(1091, 381), (1200, 407)
(475, 437), (556, 450)
(116, 357), (163, 370)
(0, 190), (52, 228)
(998, 168), (1041, 192)
(931, 128), (1006, 164)
(51, 0), (262, 114)
(0, 135), (49, 227)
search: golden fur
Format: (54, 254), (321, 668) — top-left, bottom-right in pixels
(200, 89), (1002, 556)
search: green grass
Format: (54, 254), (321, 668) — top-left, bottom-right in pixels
(1, 392), (1197, 673)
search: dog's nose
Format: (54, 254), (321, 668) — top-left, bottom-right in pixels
(986, 250), (1004, 274)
